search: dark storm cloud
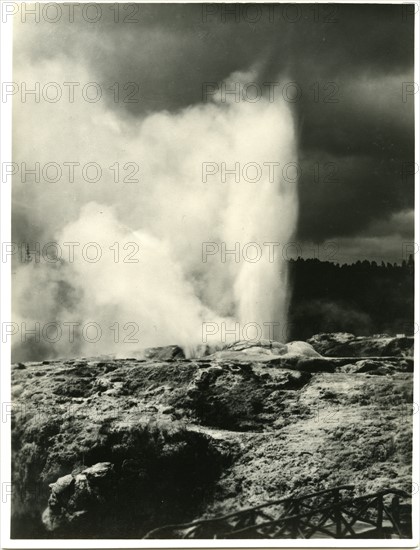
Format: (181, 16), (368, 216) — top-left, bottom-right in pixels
(19, 3), (415, 248)
(298, 154), (414, 240)
(26, 5), (414, 112)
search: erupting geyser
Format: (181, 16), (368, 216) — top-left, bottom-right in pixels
(12, 63), (298, 359)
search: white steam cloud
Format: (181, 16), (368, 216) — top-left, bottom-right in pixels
(12, 30), (298, 359)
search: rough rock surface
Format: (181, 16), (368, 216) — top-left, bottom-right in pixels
(308, 333), (414, 357)
(11, 337), (413, 538)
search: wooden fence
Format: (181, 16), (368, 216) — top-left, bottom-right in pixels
(144, 485), (411, 539)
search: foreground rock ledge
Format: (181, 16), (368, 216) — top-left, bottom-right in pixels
(11, 336), (413, 538)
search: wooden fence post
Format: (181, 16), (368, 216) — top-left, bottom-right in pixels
(291, 502), (299, 538)
(334, 488), (342, 537)
(376, 495), (384, 536)
(391, 495), (400, 527)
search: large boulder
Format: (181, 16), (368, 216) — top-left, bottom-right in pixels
(210, 340), (287, 364)
(225, 340), (320, 358)
(209, 340), (321, 366)
(144, 345), (185, 361)
(225, 340), (288, 354)
(285, 341), (321, 358)
(42, 462), (115, 534)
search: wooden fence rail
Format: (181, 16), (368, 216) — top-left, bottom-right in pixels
(144, 485), (411, 539)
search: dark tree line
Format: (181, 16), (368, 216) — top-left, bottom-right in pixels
(287, 255), (414, 340)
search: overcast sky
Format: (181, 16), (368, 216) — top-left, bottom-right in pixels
(13, 3), (415, 264)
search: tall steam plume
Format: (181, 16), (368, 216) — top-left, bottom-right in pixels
(12, 49), (298, 359)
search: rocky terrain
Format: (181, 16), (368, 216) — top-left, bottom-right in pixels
(10, 334), (413, 538)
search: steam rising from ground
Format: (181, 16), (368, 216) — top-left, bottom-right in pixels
(12, 43), (298, 359)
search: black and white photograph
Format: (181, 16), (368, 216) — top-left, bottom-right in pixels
(0, 1), (418, 545)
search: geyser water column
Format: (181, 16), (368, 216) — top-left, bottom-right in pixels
(213, 84), (298, 342)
